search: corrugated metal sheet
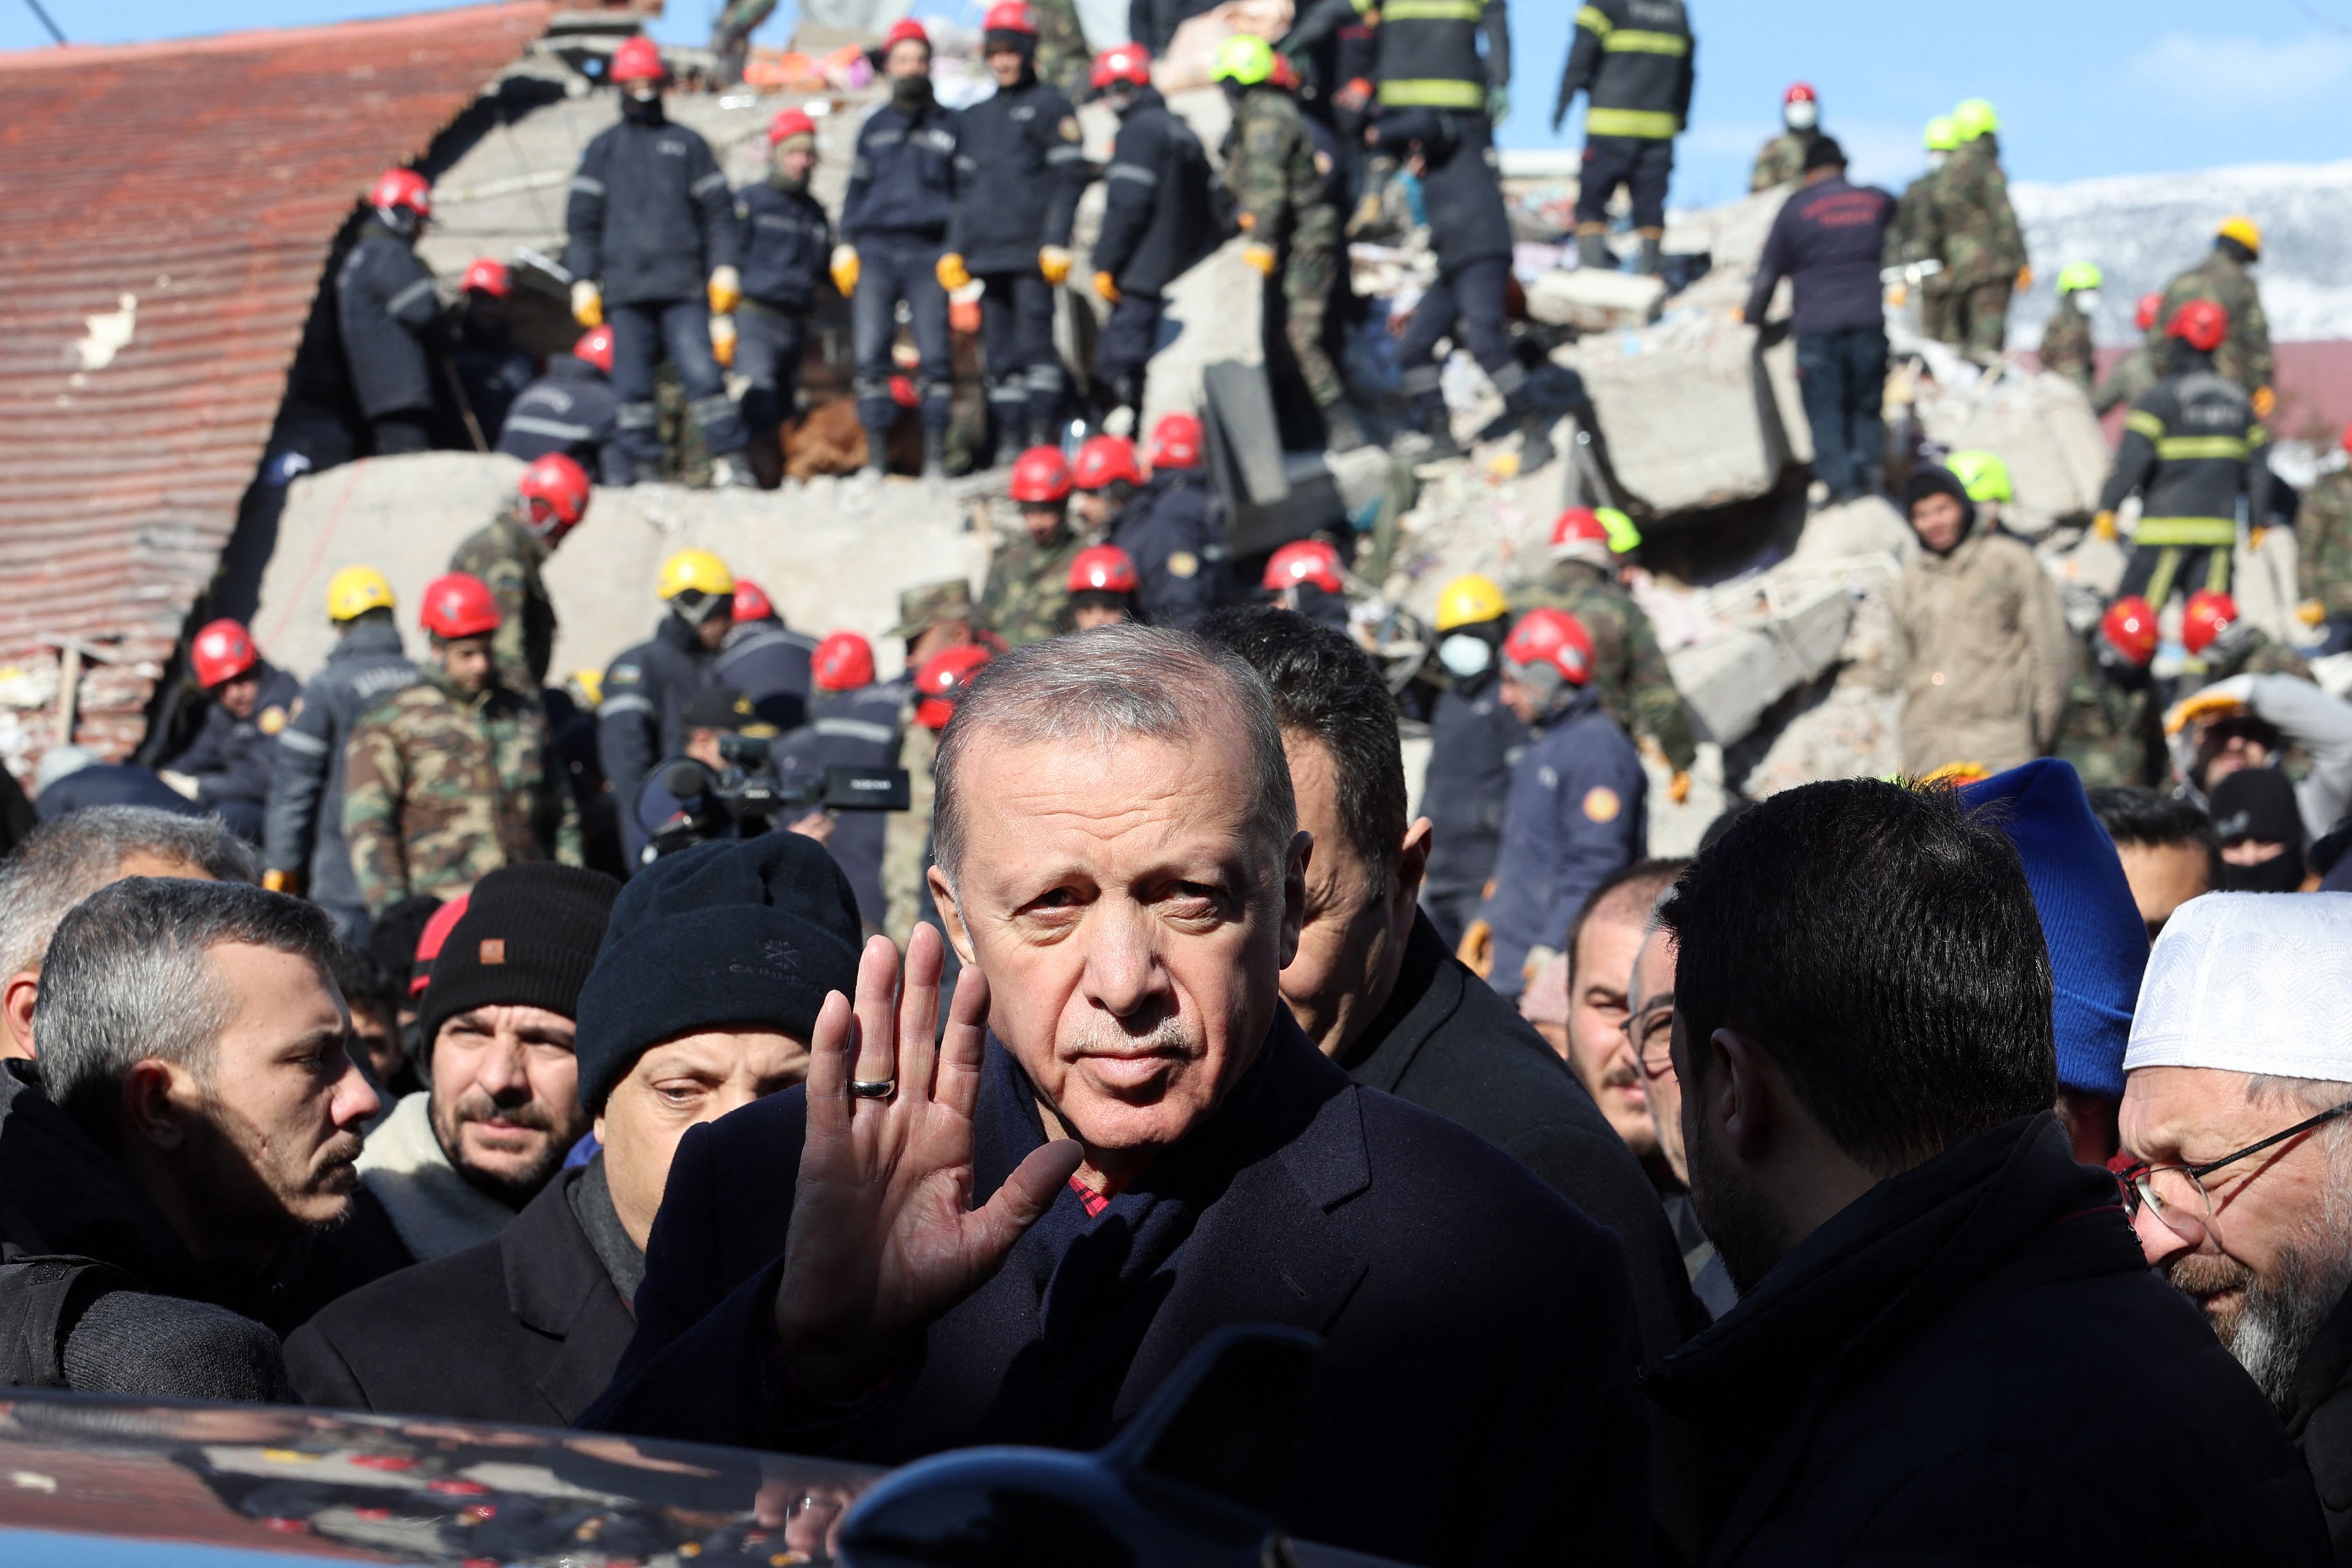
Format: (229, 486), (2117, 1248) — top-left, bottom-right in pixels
(0, 1), (552, 768)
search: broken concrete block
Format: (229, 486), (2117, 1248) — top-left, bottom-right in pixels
(1668, 583), (1854, 746)
(1916, 367), (2112, 537)
(1761, 334), (1813, 467)
(1661, 187), (1789, 276)
(1565, 316), (1787, 515)
(1525, 268), (1667, 333)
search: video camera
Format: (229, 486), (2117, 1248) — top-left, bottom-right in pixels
(646, 731), (910, 862)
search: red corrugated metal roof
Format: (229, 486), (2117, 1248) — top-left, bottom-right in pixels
(0, 1), (552, 763)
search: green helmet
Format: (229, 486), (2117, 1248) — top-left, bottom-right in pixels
(1953, 98), (1999, 142)
(1923, 116), (1958, 153)
(1946, 450), (2014, 505)
(1595, 507), (1643, 554)
(2056, 262), (2104, 297)
(1214, 33), (1276, 87)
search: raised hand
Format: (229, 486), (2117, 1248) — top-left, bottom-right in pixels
(772, 924), (1082, 1399)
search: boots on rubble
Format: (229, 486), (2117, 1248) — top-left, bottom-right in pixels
(1577, 231), (1615, 272)
(922, 426), (949, 480)
(1635, 235), (1663, 277)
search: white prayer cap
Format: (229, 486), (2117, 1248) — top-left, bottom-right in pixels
(2125, 892), (2352, 1081)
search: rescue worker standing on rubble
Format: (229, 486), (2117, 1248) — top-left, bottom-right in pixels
(1886, 116), (1958, 344)
(2096, 293), (2167, 415)
(1925, 98), (2027, 362)
(2055, 594), (2168, 790)
(774, 632), (899, 932)
(733, 110), (834, 489)
(1555, 0), (1694, 277)
(338, 169), (443, 457)
(600, 550), (734, 870)
(2297, 422), (2352, 656)
(836, 20), (961, 479)
(263, 568), (418, 939)
(981, 446), (1088, 647)
(498, 327), (625, 482)
(1090, 44), (1219, 434)
(449, 453), (591, 696)
(2097, 300), (2274, 618)
(450, 260), (536, 448)
(943, 4), (1091, 464)
(343, 573), (581, 915)
(1106, 414), (1227, 630)
(2152, 218), (2275, 415)
(1419, 573), (1525, 950)
(1750, 82), (1821, 191)
(2040, 263), (2101, 394)
(565, 37), (755, 490)
(162, 619), (300, 845)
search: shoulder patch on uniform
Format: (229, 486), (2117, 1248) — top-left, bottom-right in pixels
(609, 663), (641, 684)
(1583, 786), (1622, 824)
(1060, 115), (1083, 142)
(258, 706), (288, 736)
(1313, 149), (1335, 177)
(1167, 550), (1199, 579)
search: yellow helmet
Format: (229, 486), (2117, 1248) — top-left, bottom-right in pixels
(658, 548), (734, 601)
(326, 565), (395, 622)
(1434, 574), (1509, 633)
(1952, 98), (1999, 142)
(568, 667), (605, 707)
(1595, 507), (1643, 554)
(1214, 33), (1276, 87)
(1923, 115), (1958, 153)
(1945, 450), (2013, 505)
(2218, 216), (2263, 257)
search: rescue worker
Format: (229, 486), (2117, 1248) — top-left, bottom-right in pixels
(1946, 449), (2015, 535)
(1925, 98), (2027, 361)
(773, 631), (899, 931)
(1071, 431), (1146, 543)
(891, 579), (980, 674)
(1750, 82), (1820, 192)
(450, 259), (535, 448)
(2095, 293), (2167, 416)
(337, 168), (442, 456)
(1886, 116), (1958, 344)
(2297, 421), (2352, 656)
(1515, 507), (1697, 798)
(1264, 536), (1351, 632)
(734, 109), (834, 489)
(1101, 414), (1225, 631)
(161, 619), (300, 845)
(2152, 218), (2274, 412)
(565, 37), (754, 490)
(599, 549), (736, 869)
(835, 19), (961, 478)
(1217, 36), (1366, 451)
(1474, 606), (1647, 998)
(879, 604), (977, 941)
(714, 577), (818, 733)
(1090, 43), (1220, 431)
(1067, 545), (1143, 628)
(1555, 0), (1695, 277)
(448, 452), (592, 695)
(2040, 262), (2102, 394)
(497, 327), (625, 483)
(2098, 300), (2273, 616)
(979, 445), (1087, 647)
(1417, 573), (1525, 950)
(343, 573), (581, 916)
(262, 568), (419, 938)
(2054, 595), (2167, 790)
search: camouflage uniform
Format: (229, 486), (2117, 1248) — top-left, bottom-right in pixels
(2092, 343), (2157, 417)
(2039, 295), (2095, 394)
(1750, 131), (1808, 193)
(2150, 247), (2273, 396)
(1886, 170), (1954, 344)
(341, 667), (581, 915)
(1513, 559), (1699, 772)
(2206, 627), (2311, 684)
(710, 0), (775, 84)
(2300, 469), (2352, 625)
(1030, 0), (1093, 100)
(883, 717), (939, 945)
(2053, 642), (2166, 789)
(1924, 137), (2025, 360)
(1224, 83), (1345, 410)
(448, 510), (555, 694)
(978, 526), (1086, 648)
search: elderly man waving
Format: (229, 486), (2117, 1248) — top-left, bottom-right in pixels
(584, 625), (1647, 1567)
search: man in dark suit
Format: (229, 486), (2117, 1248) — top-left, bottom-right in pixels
(583, 625), (1649, 1568)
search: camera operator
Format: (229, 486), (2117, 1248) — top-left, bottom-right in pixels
(632, 689), (831, 869)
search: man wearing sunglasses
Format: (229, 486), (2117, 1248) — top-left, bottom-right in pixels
(2121, 891), (2352, 1560)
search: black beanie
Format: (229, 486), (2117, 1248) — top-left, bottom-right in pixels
(2210, 766), (2305, 850)
(572, 832), (864, 1113)
(1900, 464), (1976, 545)
(417, 864), (622, 1050)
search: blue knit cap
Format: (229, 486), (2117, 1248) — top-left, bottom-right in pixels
(1961, 758), (2149, 1098)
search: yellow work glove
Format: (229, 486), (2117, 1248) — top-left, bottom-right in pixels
(1093, 270), (1121, 304)
(1669, 771), (1692, 806)
(260, 869), (302, 896)
(936, 252), (973, 292)
(1521, 943), (1560, 984)
(2251, 526), (2269, 554)
(2300, 599), (2329, 629)
(1039, 246), (1073, 285)
(2016, 265), (2033, 292)
(711, 313), (737, 368)
(1886, 282), (1909, 308)
(829, 244), (860, 297)
(2092, 510), (2118, 542)
(1456, 919), (1494, 980)
(1242, 242), (1278, 277)
(570, 279), (603, 327)
(708, 265), (742, 315)
(2165, 689), (2249, 737)
(2254, 385), (2278, 420)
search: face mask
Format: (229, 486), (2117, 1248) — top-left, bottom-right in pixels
(1439, 634), (1494, 679)
(892, 72), (934, 110)
(2073, 289), (2101, 316)
(622, 90), (663, 124)
(1785, 101), (1819, 131)
(1928, 150), (1949, 172)
(2221, 850), (2306, 894)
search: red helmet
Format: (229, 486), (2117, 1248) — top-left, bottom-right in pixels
(1503, 607), (1595, 688)
(2134, 292), (2163, 332)
(982, 2), (1038, 34)
(884, 18), (931, 50)
(420, 572), (502, 639)
(2341, 420), (2352, 457)
(575, 325), (615, 375)
(2183, 589), (2238, 656)
(1092, 43), (1151, 89)
(1551, 507), (1610, 552)
(915, 644), (992, 731)
(1010, 445), (1075, 503)
(1264, 538), (1344, 596)
(190, 619), (259, 689)
(1148, 411), (1202, 471)
(1269, 52), (1300, 91)
(1069, 544), (1140, 595)
(369, 168), (432, 218)
(610, 36), (667, 84)
(730, 579), (776, 624)
(768, 108), (817, 145)
(813, 632), (876, 692)
(516, 453), (591, 538)
(411, 894), (470, 997)
(2167, 299), (2228, 353)
(2099, 595), (2159, 668)
(461, 258), (510, 297)
(1785, 82), (1817, 104)
(1073, 434), (1144, 491)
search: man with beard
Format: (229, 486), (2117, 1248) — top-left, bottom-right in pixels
(0, 879), (378, 1396)
(1643, 780), (2327, 1565)
(2122, 892), (2352, 1560)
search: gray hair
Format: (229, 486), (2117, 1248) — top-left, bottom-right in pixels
(931, 625), (1297, 889)
(0, 807), (257, 979)
(37, 878), (339, 1142)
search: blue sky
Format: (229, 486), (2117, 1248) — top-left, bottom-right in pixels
(10, 0), (2352, 201)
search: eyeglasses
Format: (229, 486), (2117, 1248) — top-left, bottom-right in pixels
(2115, 1098), (2352, 1247)
(1621, 1002), (1676, 1081)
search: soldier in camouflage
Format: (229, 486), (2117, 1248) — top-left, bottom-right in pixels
(1886, 116), (1958, 345)
(2054, 600), (2166, 790)
(710, 0), (775, 85)
(880, 580), (978, 942)
(2039, 263), (2100, 394)
(1028, 0), (1093, 100)
(447, 454), (591, 695)
(2298, 428), (2352, 653)
(979, 445), (1087, 647)
(342, 572), (581, 917)
(1924, 100), (2026, 361)
(2150, 219), (2274, 408)
(1749, 83), (1820, 192)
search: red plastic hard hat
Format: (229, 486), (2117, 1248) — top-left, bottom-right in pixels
(461, 258), (510, 298)
(411, 894), (471, 997)
(2168, 299), (2229, 353)
(1264, 538), (1344, 596)
(1073, 434), (1144, 491)
(2134, 292), (2163, 332)
(369, 168), (432, 218)
(1785, 82), (1817, 104)
(915, 644), (992, 731)
(813, 632), (876, 692)
(768, 108), (818, 145)
(517, 452), (591, 536)
(1092, 43), (1151, 89)
(190, 619), (259, 689)
(884, 18), (931, 49)
(420, 572), (502, 639)
(982, 1), (1038, 34)
(1148, 411), (1202, 471)
(575, 325), (615, 374)
(610, 36), (667, 84)
(2099, 595), (2159, 668)
(2183, 589), (2238, 656)
(1503, 607), (1595, 688)
(2341, 420), (2352, 457)
(730, 579), (775, 624)
(1009, 445), (1075, 503)
(1069, 544), (1140, 595)
(1551, 507), (1610, 551)
(1269, 52), (1300, 91)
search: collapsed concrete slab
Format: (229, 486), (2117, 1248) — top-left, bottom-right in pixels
(1913, 366), (2113, 536)
(1525, 269), (1666, 334)
(1562, 313), (1787, 515)
(1667, 583), (1854, 746)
